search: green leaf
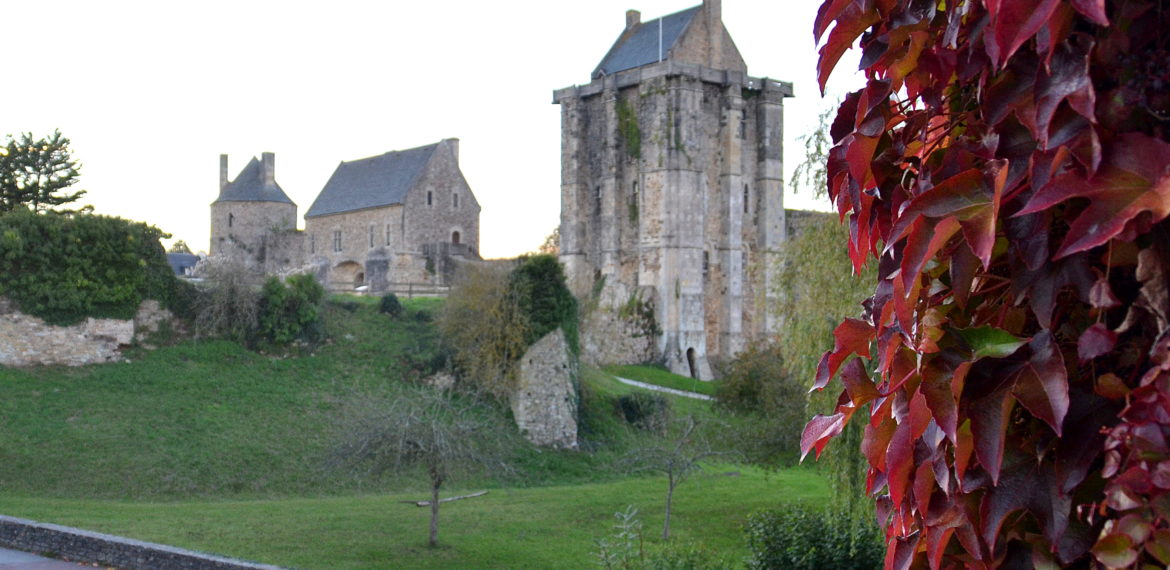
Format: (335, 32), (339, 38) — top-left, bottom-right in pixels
(1092, 533), (1138, 568)
(954, 326), (1028, 360)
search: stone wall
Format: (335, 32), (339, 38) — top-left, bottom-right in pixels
(0, 299), (172, 367)
(512, 328), (578, 449)
(209, 201), (300, 272)
(579, 284), (657, 367)
(0, 515), (283, 570)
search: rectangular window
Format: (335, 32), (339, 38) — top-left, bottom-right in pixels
(309, 234), (315, 254)
(333, 230), (342, 252)
(453, 193), (459, 208)
(385, 224), (391, 246)
(368, 225), (374, 248)
(427, 191), (433, 206)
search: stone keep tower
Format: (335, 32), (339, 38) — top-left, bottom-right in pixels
(209, 153), (302, 273)
(553, 0), (792, 380)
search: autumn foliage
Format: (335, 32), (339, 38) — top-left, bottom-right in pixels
(802, 0), (1170, 567)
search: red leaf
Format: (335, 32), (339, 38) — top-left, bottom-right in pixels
(823, 319), (876, 386)
(846, 133), (880, 188)
(928, 526), (956, 570)
(863, 415), (897, 470)
(1069, 0), (1109, 26)
(988, 0), (1061, 67)
(1089, 276), (1121, 309)
(922, 368), (958, 444)
(887, 419), (914, 506)
(1078, 323), (1117, 362)
(841, 357), (880, 406)
(970, 380), (1014, 484)
(1019, 136), (1170, 259)
(813, 0), (856, 43)
(817, 4), (880, 95)
(1011, 330), (1069, 435)
(800, 413), (846, 461)
(1035, 39), (1096, 147)
(896, 168), (1000, 267)
(900, 216), (961, 293)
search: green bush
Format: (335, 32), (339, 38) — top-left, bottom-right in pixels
(0, 209), (179, 325)
(744, 505), (883, 570)
(715, 343), (806, 462)
(379, 293), (403, 318)
(509, 254), (578, 354)
(616, 392), (670, 434)
(257, 274), (325, 345)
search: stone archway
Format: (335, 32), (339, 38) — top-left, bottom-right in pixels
(332, 261), (364, 290)
(451, 231), (461, 245)
(686, 347), (698, 379)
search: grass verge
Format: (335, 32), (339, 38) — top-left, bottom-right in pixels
(602, 364), (718, 396)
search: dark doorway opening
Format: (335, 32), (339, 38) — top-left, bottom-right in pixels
(686, 348), (697, 379)
(452, 231), (461, 245)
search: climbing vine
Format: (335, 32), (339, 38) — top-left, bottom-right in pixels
(802, 1), (1170, 568)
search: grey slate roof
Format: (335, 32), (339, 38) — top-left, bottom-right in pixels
(304, 143), (439, 218)
(594, 5), (701, 77)
(213, 158), (295, 205)
(166, 253), (200, 276)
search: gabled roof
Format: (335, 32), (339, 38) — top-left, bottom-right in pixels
(213, 157), (294, 205)
(594, 5), (701, 78)
(305, 143), (439, 218)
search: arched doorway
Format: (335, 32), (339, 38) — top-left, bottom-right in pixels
(686, 348), (698, 379)
(333, 261), (364, 290)
(451, 231), (461, 245)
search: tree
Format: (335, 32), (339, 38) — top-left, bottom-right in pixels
(626, 415), (731, 540)
(802, 2), (1170, 568)
(333, 386), (513, 548)
(0, 130), (85, 213)
(538, 227), (560, 255)
(193, 257), (260, 342)
(438, 263), (529, 400)
(168, 240), (192, 254)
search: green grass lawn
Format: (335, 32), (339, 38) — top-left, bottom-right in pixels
(0, 294), (822, 567)
(0, 465), (827, 569)
(602, 364), (718, 396)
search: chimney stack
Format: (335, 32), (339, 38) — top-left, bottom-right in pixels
(705, 0), (722, 67)
(219, 154), (228, 190)
(261, 152), (275, 186)
(447, 138), (459, 162)
(626, 9), (641, 29)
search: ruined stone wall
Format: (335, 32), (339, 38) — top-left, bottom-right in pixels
(512, 328), (578, 449)
(0, 299), (173, 367)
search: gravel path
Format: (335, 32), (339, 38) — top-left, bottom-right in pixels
(0, 548), (93, 569)
(614, 377), (714, 401)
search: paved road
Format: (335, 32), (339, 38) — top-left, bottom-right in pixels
(0, 547), (93, 569)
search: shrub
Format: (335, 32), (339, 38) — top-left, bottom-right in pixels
(744, 505), (883, 570)
(378, 293), (403, 318)
(616, 392), (670, 434)
(193, 258), (259, 342)
(715, 343), (805, 462)
(257, 274), (325, 345)
(509, 254), (578, 354)
(0, 209), (179, 325)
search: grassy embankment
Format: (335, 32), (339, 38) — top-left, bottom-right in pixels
(0, 295), (827, 567)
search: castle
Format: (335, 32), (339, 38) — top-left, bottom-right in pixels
(209, 139), (480, 290)
(554, 0), (793, 379)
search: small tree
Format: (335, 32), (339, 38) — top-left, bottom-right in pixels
(334, 386), (513, 547)
(167, 240), (192, 254)
(0, 130), (85, 213)
(193, 257), (259, 342)
(626, 415), (731, 539)
(438, 263), (529, 399)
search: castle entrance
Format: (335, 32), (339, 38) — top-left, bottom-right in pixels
(332, 261), (364, 290)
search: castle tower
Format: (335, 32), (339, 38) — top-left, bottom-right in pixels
(553, 0), (792, 379)
(210, 153), (302, 272)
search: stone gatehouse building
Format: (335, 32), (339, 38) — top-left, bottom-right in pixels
(209, 139), (480, 291)
(554, 0), (793, 379)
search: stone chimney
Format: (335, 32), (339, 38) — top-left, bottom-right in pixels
(261, 152), (275, 186)
(446, 138), (459, 162)
(705, 0), (723, 68)
(626, 9), (641, 29)
(219, 154), (228, 190)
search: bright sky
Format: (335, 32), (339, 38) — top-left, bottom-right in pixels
(7, 0), (861, 258)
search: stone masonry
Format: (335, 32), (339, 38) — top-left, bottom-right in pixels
(554, 0), (793, 379)
(512, 328), (578, 449)
(0, 299), (173, 367)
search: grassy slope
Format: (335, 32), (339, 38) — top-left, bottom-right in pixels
(0, 466), (826, 569)
(0, 294), (828, 567)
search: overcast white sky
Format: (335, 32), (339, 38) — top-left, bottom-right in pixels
(6, 0), (862, 258)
